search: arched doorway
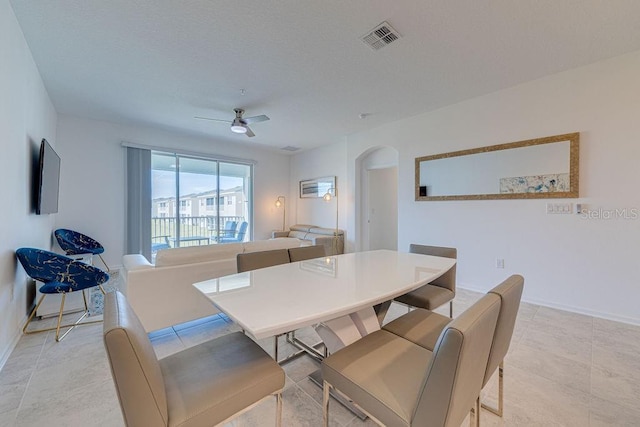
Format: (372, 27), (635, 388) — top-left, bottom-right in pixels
(356, 146), (399, 251)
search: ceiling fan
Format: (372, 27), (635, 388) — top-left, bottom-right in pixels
(195, 108), (270, 137)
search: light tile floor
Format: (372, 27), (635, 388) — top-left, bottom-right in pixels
(1, 288), (639, 426)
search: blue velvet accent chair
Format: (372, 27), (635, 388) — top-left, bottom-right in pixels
(54, 228), (110, 271)
(219, 221), (248, 243)
(16, 248), (110, 342)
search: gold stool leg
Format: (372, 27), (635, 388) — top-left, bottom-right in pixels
(56, 296), (93, 342)
(24, 290), (103, 341)
(55, 293), (67, 341)
(97, 254), (110, 272)
(82, 289), (89, 311)
(23, 294), (47, 335)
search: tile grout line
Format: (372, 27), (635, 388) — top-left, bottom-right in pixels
(14, 331), (49, 418)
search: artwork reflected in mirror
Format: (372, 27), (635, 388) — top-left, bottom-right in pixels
(415, 133), (579, 201)
(300, 176), (336, 198)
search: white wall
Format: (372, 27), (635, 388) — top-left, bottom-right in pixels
(55, 115), (292, 267)
(0, 0), (58, 365)
(289, 143), (347, 232)
(302, 49), (640, 325)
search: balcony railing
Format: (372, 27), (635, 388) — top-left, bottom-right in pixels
(151, 215), (245, 248)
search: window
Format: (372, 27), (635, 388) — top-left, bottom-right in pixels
(151, 153), (252, 248)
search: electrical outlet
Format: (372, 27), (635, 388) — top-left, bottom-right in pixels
(496, 258), (505, 269)
(546, 203), (573, 214)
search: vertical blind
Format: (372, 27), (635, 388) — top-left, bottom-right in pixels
(126, 147), (152, 260)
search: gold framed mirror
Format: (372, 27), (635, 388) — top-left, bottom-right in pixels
(415, 132), (579, 201)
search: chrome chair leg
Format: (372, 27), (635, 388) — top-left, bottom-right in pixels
(449, 301), (454, 318)
(323, 380), (331, 427)
(469, 395), (480, 427)
(275, 392), (283, 427)
(274, 335), (279, 361)
(481, 361), (504, 417)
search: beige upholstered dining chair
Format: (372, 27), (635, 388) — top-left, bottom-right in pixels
(103, 291), (285, 427)
(322, 292), (501, 427)
(288, 244), (327, 262)
(286, 244), (328, 356)
(236, 248), (293, 362)
(236, 248), (291, 273)
(473, 274), (524, 425)
(395, 244), (457, 317)
(383, 275), (524, 426)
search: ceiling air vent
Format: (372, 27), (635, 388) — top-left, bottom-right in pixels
(281, 146), (301, 152)
(361, 21), (401, 51)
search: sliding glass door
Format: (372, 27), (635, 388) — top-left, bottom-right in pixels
(151, 152), (252, 253)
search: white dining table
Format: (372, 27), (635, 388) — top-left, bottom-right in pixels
(192, 249), (456, 345)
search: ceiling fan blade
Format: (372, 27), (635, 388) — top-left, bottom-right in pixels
(194, 116), (232, 123)
(245, 126), (256, 137)
(243, 114), (270, 124)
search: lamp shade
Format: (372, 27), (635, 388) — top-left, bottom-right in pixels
(275, 196), (286, 231)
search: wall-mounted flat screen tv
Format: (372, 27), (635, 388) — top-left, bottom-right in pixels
(36, 138), (61, 215)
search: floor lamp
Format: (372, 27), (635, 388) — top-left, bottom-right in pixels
(275, 196), (286, 231)
(323, 187), (339, 254)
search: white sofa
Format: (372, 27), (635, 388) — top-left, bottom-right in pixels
(272, 224), (344, 255)
(121, 238), (305, 332)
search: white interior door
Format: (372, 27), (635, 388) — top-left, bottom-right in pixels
(367, 167), (398, 250)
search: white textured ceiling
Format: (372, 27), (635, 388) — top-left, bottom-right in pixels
(10, 0), (640, 153)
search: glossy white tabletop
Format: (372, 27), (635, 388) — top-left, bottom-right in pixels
(192, 249), (456, 340)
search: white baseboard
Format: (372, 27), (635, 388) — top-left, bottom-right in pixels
(0, 313), (29, 372)
(0, 271), (120, 372)
(458, 283), (640, 327)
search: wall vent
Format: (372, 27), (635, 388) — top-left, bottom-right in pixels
(281, 146), (301, 152)
(361, 21), (401, 51)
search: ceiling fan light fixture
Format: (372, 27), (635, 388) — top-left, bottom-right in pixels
(197, 109), (267, 137)
(230, 122), (247, 134)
